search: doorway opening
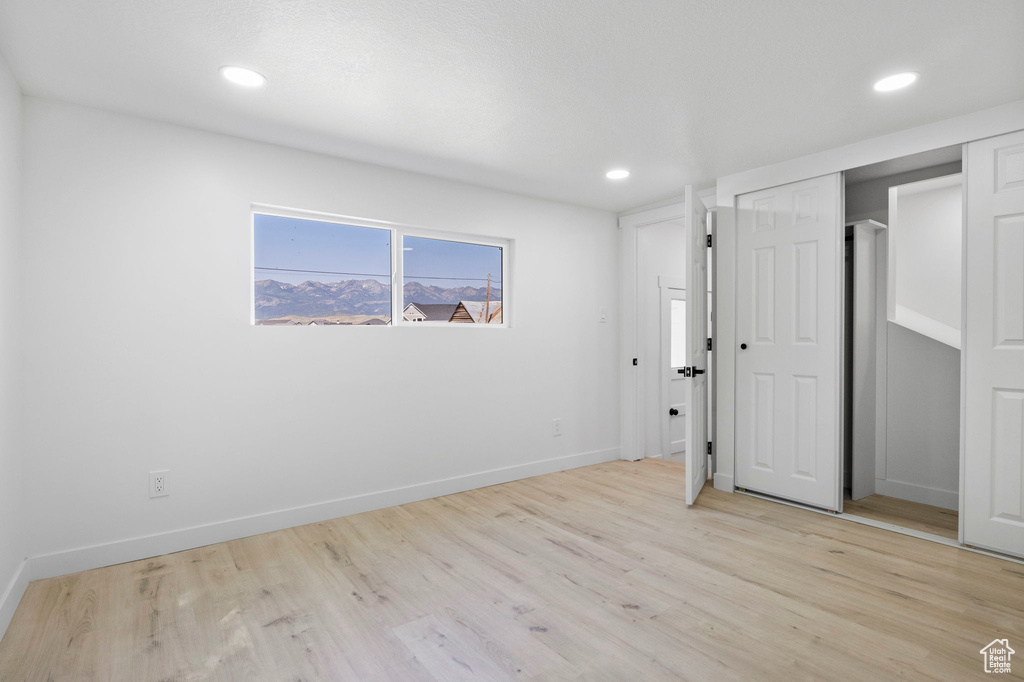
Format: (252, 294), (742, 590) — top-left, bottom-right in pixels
(635, 214), (687, 461)
(619, 192), (713, 504)
(842, 145), (963, 540)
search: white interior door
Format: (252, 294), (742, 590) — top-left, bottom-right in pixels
(662, 287), (687, 461)
(735, 173), (843, 511)
(685, 186), (709, 505)
(964, 129), (1024, 558)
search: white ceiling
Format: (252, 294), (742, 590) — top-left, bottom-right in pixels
(0, 0), (1022, 213)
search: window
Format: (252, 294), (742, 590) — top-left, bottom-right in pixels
(670, 299), (686, 367)
(253, 213), (392, 325)
(252, 209), (509, 327)
(402, 236), (502, 324)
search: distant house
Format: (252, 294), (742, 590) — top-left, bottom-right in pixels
(361, 318), (388, 325)
(403, 303), (458, 322)
(457, 301), (502, 324)
(256, 318), (302, 326)
(403, 301), (502, 323)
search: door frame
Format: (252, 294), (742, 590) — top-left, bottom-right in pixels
(620, 194), (717, 463)
(659, 276), (687, 461)
(619, 202), (688, 461)
(712, 99), (1024, 496)
(848, 219), (886, 501)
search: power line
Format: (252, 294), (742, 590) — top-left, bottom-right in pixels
(255, 266), (501, 284)
(405, 275), (502, 283)
(255, 266), (388, 278)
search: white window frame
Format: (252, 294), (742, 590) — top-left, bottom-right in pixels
(395, 227), (509, 328)
(251, 204), (513, 328)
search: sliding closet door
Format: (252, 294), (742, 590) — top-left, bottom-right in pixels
(964, 130), (1024, 558)
(735, 174), (843, 511)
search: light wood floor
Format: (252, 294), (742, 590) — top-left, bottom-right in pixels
(1, 459), (1022, 681)
(844, 493), (960, 540)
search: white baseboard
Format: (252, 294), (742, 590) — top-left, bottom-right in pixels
(713, 472), (734, 492)
(29, 447), (620, 582)
(0, 559), (30, 643)
(875, 478), (958, 511)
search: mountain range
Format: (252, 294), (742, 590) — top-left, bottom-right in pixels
(255, 279), (502, 319)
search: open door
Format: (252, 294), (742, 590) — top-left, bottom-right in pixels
(685, 186), (709, 505)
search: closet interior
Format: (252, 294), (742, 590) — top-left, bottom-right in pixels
(842, 145), (963, 539)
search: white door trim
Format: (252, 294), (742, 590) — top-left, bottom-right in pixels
(713, 98), (1024, 497)
(850, 219), (886, 500)
(959, 143), (968, 545)
(619, 202), (687, 461)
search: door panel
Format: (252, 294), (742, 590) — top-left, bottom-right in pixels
(964, 130), (1024, 557)
(665, 291), (687, 460)
(736, 174), (843, 510)
(685, 186), (709, 505)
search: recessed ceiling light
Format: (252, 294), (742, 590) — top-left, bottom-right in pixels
(606, 169), (630, 180)
(220, 65), (266, 88)
(873, 72), (918, 93)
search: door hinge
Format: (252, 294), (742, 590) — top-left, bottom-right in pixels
(707, 234), (712, 248)
(632, 358), (638, 366)
(707, 442), (713, 455)
(707, 337), (712, 352)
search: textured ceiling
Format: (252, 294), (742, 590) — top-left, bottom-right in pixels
(0, 0), (1022, 212)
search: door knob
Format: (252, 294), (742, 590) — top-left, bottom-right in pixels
(740, 343), (748, 349)
(669, 408), (679, 416)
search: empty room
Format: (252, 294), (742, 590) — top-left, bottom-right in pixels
(0, 1), (1022, 680)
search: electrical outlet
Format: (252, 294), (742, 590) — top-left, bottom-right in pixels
(149, 470), (169, 498)
(552, 418), (562, 437)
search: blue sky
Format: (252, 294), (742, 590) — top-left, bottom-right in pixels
(403, 236), (501, 290)
(254, 214), (501, 289)
(254, 214), (391, 285)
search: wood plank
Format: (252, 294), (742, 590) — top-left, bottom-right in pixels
(0, 459), (1021, 680)
(844, 493), (959, 539)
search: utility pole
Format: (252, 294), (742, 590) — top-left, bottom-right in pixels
(484, 274), (491, 323)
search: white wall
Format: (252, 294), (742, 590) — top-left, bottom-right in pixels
(881, 323), (960, 508)
(889, 176), (963, 346)
(0, 53), (26, 636)
(637, 220), (685, 457)
(845, 162), (961, 225)
(20, 98), (620, 572)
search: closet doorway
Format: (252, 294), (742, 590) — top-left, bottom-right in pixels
(843, 146), (963, 540)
